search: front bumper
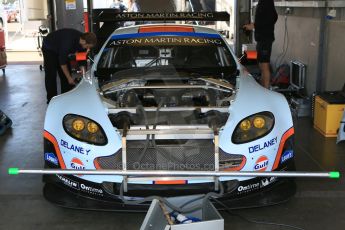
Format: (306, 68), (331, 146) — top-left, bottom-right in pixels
(42, 158), (296, 211)
(43, 177), (296, 211)
(43, 128), (297, 211)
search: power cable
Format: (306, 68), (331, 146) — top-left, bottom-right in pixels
(118, 179), (228, 214)
(211, 197), (305, 230)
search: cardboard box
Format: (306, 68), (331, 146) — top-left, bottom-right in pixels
(140, 198), (224, 230)
(314, 96), (345, 137)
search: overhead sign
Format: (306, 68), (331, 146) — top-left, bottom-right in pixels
(93, 10), (230, 22)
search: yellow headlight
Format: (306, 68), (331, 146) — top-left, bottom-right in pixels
(240, 119), (251, 131)
(253, 117), (265, 129)
(72, 119), (85, 131)
(87, 122), (99, 134)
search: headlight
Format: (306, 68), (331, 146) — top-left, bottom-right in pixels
(239, 119), (251, 131)
(63, 114), (107, 145)
(87, 122), (99, 134)
(232, 112), (274, 144)
(72, 119), (85, 131)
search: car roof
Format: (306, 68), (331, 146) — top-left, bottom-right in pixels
(111, 23), (220, 36)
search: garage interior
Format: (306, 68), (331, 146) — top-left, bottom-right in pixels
(0, 0), (344, 230)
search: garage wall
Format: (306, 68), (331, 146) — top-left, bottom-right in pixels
(251, 1), (345, 95)
(323, 20), (345, 91)
(272, 12), (321, 95)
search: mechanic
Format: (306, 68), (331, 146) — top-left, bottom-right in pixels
(42, 29), (97, 103)
(124, 0), (140, 26)
(127, 0), (140, 12)
(110, 0), (128, 12)
(243, 0), (278, 89)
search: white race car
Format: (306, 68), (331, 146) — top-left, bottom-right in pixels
(43, 12), (296, 210)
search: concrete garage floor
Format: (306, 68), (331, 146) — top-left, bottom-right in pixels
(0, 65), (344, 230)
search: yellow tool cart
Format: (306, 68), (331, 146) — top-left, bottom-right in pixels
(314, 91), (345, 137)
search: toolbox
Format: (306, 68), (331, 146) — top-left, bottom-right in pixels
(314, 94), (345, 137)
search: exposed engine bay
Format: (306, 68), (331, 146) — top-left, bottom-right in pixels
(101, 77), (235, 131)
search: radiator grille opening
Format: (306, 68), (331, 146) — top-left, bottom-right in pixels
(95, 140), (245, 171)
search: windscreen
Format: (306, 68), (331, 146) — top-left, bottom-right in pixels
(96, 32), (237, 80)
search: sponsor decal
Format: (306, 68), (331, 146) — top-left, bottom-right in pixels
(56, 176), (103, 196)
(237, 177), (277, 194)
(70, 158), (85, 170)
(254, 156), (269, 171)
(112, 12), (228, 21)
(61, 139), (91, 155)
(109, 37), (223, 47)
(80, 183), (103, 196)
(249, 137), (278, 153)
(237, 182), (260, 193)
(57, 175), (79, 190)
(260, 177), (277, 188)
(281, 150), (294, 164)
(44, 153), (59, 166)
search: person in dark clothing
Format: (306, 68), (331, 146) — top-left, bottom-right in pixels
(42, 29), (97, 103)
(110, 0), (128, 11)
(243, 0), (278, 88)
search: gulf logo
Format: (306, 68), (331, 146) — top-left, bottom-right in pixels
(71, 158), (85, 170)
(254, 156), (269, 171)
